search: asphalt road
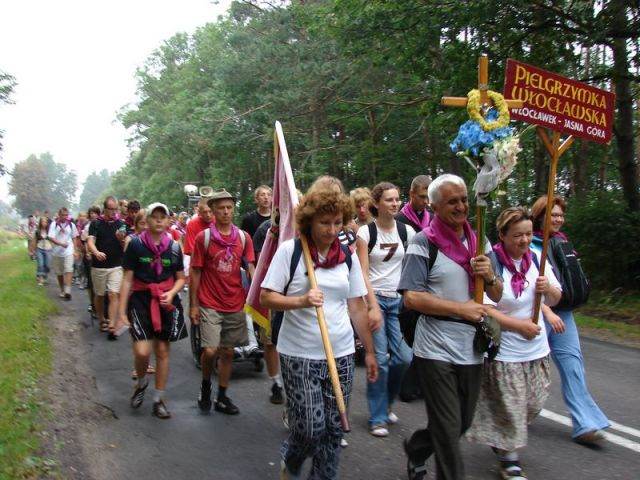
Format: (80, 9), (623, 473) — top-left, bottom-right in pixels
(56, 288), (640, 480)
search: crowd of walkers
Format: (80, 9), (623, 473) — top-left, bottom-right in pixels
(23, 173), (609, 480)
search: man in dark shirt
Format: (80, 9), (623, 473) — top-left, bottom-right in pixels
(240, 185), (272, 238)
(396, 175), (433, 233)
(88, 196), (126, 336)
(118, 203), (187, 419)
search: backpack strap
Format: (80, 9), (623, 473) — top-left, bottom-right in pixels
(427, 239), (438, 271)
(203, 228), (210, 251)
(284, 238), (303, 295)
(367, 222), (377, 254)
(340, 244), (353, 270)
(396, 220), (408, 250)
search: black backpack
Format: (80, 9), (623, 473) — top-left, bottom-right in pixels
(548, 236), (590, 310)
(270, 238), (352, 345)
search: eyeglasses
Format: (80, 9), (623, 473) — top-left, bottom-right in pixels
(551, 213), (565, 218)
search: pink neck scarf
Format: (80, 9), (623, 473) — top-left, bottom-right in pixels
(400, 203), (430, 230)
(98, 213), (121, 223)
(139, 230), (172, 276)
(492, 242), (532, 298)
(209, 224), (239, 259)
(424, 215), (477, 291)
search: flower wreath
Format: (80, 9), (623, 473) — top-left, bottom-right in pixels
(467, 89), (510, 131)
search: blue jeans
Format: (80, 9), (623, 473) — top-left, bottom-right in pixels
(36, 248), (50, 278)
(545, 309), (610, 437)
(367, 294), (413, 426)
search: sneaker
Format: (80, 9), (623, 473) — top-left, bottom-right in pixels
(214, 396), (239, 415)
(64, 293), (72, 301)
(404, 439), (427, 480)
(270, 383), (284, 405)
(340, 438), (348, 447)
(87, 305), (93, 313)
(59, 292), (65, 298)
(370, 425), (389, 437)
(499, 460), (527, 479)
(575, 429), (606, 445)
(152, 400), (172, 419)
(130, 381), (148, 409)
(198, 382), (212, 412)
(247, 347), (264, 359)
(388, 411), (399, 424)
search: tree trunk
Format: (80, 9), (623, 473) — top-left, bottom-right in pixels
(610, 0), (640, 211)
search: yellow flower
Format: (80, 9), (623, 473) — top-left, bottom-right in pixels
(467, 89), (510, 131)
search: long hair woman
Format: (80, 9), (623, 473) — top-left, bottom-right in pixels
(530, 196), (609, 445)
(31, 216), (52, 286)
(355, 181), (414, 437)
(260, 180), (378, 480)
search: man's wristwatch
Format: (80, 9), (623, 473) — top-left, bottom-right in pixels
(485, 272), (498, 286)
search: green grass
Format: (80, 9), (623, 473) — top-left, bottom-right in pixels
(574, 312), (640, 342)
(0, 239), (58, 479)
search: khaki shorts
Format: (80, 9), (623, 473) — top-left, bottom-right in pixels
(52, 255), (74, 275)
(200, 308), (248, 349)
(91, 267), (123, 295)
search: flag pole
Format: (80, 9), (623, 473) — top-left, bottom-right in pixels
(299, 233), (351, 432)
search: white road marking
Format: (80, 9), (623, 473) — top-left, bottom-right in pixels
(609, 420), (640, 439)
(540, 409), (640, 453)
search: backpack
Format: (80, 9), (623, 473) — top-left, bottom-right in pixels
(271, 238), (352, 345)
(398, 240), (438, 348)
(367, 220), (408, 254)
(203, 227), (248, 270)
(548, 236), (590, 310)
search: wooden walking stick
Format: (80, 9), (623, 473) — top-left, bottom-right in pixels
(531, 127), (574, 323)
(299, 233), (351, 432)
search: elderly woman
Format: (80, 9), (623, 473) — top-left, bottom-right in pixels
(260, 181), (378, 480)
(467, 207), (562, 480)
(531, 196), (609, 445)
(356, 181), (414, 437)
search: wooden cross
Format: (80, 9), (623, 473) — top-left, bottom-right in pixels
(440, 54), (523, 304)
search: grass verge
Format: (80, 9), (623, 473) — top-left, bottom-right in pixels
(0, 239), (58, 479)
(574, 312), (640, 343)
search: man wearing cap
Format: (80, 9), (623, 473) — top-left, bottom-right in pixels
(118, 203), (187, 419)
(190, 189), (255, 415)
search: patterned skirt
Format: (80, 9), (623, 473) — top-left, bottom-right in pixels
(466, 356), (550, 451)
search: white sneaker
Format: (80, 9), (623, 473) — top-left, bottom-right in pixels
(388, 411), (399, 424)
(370, 425), (389, 437)
(340, 438), (348, 447)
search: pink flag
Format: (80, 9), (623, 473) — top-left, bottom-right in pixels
(245, 121), (299, 331)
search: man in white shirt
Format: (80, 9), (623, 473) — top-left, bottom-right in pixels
(48, 207), (80, 300)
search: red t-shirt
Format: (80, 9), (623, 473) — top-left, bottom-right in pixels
(190, 227), (255, 312)
(183, 216), (214, 255)
(169, 227), (181, 241)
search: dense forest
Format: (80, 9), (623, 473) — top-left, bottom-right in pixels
(107, 0), (638, 288)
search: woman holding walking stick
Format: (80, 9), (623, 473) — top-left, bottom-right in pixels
(261, 182), (378, 480)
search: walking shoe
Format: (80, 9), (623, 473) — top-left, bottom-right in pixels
(246, 346), (264, 359)
(404, 439), (427, 480)
(370, 425), (389, 437)
(64, 293), (72, 301)
(340, 438), (348, 447)
(152, 400), (172, 419)
(59, 292), (65, 298)
(270, 383), (284, 405)
(279, 460), (301, 480)
(499, 460), (527, 479)
(214, 396), (239, 415)
(574, 429), (606, 446)
(388, 411), (399, 424)
(130, 382), (148, 409)
(198, 382), (212, 412)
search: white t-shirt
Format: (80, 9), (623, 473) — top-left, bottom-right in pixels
(487, 251), (561, 363)
(47, 221), (78, 257)
(261, 238), (368, 360)
(357, 221), (415, 295)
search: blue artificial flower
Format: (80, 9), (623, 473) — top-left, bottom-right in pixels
(450, 108), (513, 157)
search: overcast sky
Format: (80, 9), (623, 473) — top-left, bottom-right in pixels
(0, 0), (231, 203)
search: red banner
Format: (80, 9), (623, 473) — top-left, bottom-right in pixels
(503, 59), (615, 144)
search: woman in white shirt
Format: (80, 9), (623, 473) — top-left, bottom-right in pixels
(467, 207), (562, 480)
(356, 182), (415, 437)
(261, 183), (377, 480)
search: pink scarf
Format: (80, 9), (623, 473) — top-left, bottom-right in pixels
(98, 213), (121, 223)
(400, 203), (430, 230)
(493, 242), (532, 298)
(424, 215), (477, 291)
(309, 237), (346, 269)
(209, 224), (239, 259)
(139, 230), (172, 276)
(55, 218), (70, 230)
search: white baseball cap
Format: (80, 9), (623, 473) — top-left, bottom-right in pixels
(147, 202), (170, 216)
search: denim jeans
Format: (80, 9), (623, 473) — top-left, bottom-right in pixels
(36, 248), (50, 278)
(367, 294), (413, 426)
(545, 309), (609, 437)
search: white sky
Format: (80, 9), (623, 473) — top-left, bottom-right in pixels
(0, 0), (231, 204)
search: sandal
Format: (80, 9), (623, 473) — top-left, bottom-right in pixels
(499, 460), (527, 479)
